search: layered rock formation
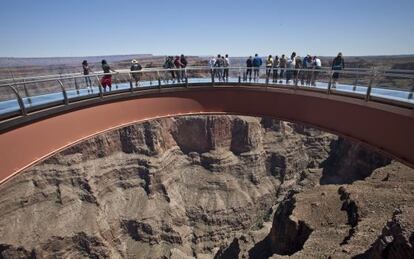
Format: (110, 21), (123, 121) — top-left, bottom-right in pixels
(0, 115), (412, 259)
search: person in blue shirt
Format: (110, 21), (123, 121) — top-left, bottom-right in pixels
(252, 54), (262, 82)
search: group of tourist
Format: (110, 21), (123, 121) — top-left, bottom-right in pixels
(209, 54), (231, 82)
(80, 52), (345, 91)
(162, 55), (188, 83)
(262, 52), (323, 86)
(244, 52), (344, 87)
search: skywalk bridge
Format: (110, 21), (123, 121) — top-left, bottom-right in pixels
(0, 66), (413, 184)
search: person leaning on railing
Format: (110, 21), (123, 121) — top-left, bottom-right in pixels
(311, 56), (322, 86)
(101, 59), (117, 91)
(331, 52), (345, 87)
(130, 59), (142, 87)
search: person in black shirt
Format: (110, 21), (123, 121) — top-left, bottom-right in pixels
(101, 60), (116, 91)
(214, 54), (224, 81)
(331, 52), (345, 87)
(163, 56), (175, 83)
(246, 56), (253, 82)
(180, 54), (188, 80)
(82, 60), (93, 90)
(130, 59), (142, 87)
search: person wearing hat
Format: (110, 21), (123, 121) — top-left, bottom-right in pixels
(130, 59), (142, 87)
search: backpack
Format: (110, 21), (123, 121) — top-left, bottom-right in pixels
(131, 64), (142, 71)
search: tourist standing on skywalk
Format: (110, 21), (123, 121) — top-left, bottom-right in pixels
(253, 54), (262, 82)
(295, 56), (302, 85)
(285, 52), (296, 84)
(331, 52), (345, 87)
(279, 54), (287, 83)
(163, 56), (175, 83)
(245, 56), (253, 82)
(312, 56), (322, 86)
(214, 54), (225, 82)
(82, 60), (93, 91)
(223, 54), (230, 82)
(101, 60), (116, 91)
(209, 56), (217, 80)
(180, 54), (188, 80)
(272, 55), (279, 83)
(266, 55), (273, 79)
(304, 55), (313, 86)
(130, 59), (142, 87)
(174, 56), (183, 83)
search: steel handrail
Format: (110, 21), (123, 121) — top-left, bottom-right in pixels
(0, 66), (413, 122)
(1, 65), (414, 85)
(2, 67), (414, 90)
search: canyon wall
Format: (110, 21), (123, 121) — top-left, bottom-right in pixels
(0, 115), (412, 259)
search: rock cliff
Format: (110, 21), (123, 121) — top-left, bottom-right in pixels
(0, 115), (412, 259)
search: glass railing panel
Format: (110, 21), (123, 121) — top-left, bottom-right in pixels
(0, 85), (20, 115)
(372, 74), (414, 103)
(18, 79), (64, 110)
(187, 67), (212, 84)
(330, 70), (371, 97)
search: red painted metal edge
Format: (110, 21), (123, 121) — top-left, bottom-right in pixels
(1, 86), (413, 185)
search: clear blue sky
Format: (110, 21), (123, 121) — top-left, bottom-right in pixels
(1, 0), (413, 57)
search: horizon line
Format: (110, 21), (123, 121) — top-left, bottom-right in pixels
(2, 53), (414, 59)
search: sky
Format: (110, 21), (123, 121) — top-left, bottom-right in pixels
(0, 0), (413, 57)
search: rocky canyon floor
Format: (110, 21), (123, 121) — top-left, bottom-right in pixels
(0, 115), (413, 259)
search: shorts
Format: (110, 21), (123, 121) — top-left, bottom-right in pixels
(101, 76), (112, 88)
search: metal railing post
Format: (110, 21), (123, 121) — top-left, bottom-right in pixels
(95, 75), (103, 98)
(157, 71), (161, 89)
(185, 68), (188, 87)
(8, 84), (27, 116)
(211, 68), (215, 86)
(128, 72), (133, 91)
(22, 78), (32, 104)
(294, 69), (299, 87)
(114, 73), (119, 89)
(408, 79), (414, 99)
(327, 71), (333, 94)
(365, 69), (376, 101)
(353, 71), (360, 91)
(266, 68), (270, 86)
(56, 80), (69, 105)
(74, 76), (79, 94)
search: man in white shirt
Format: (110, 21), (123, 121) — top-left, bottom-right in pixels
(312, 56), (322, 86)
(286, 52), (296, 84)
(209, 56), (217, 80)
(224, 54), (230, 82)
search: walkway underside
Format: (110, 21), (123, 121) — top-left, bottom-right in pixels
(1, 85), (413, 184)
